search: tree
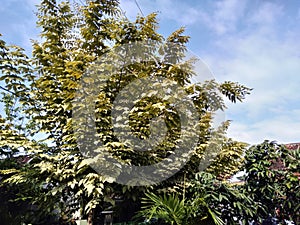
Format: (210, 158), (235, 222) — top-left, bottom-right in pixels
(0, 34), (51, 225)
(243, 140), (300, 224)
(0, 0), (252, 224)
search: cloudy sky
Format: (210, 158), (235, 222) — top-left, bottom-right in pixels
(1, 0), (300, 145)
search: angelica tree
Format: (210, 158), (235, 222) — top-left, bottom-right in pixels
(0, 0), (252, 223)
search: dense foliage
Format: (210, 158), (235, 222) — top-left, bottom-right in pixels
(243, 141), (300, 224)
(138, 172), (257, 225)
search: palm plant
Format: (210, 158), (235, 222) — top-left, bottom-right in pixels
(136, 191), (224, 225)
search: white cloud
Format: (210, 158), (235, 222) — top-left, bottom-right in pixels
(120, 0), (203, 26)
(208, 0), (247, 34)
(178, 8), (201, 26)
(211, 31), (300, 115)
(248, 2), (283, 26)
(120, 0), (249, 34)
(198, 2), (300, 144)
(228, 111), (300, 144)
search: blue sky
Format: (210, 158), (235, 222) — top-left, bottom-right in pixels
(1, 0), (300, 145)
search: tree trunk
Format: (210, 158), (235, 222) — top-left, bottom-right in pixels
(87, 209), (94, 225)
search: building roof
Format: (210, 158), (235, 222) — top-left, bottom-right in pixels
(285, 142), (300, 180)
(285, 142), (300, 150)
